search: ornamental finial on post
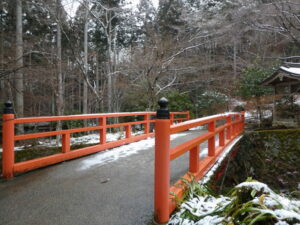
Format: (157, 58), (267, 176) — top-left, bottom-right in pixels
(3, 101), (14, 114)
(156, 97), (170, 119)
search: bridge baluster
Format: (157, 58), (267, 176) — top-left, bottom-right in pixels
(170, 113), (174, 125)
(125, 125), (131, 139)
(144, 114), (150, 134)
(99, 117), (106, 144)
(219, 129), (225, 146)
(62, 133), (70, 153)
(208, 121), (216, 156)
(189, 145), (200, 173)
(226, 116), (232, 140)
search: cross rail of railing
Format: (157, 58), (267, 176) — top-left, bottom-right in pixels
(1, 101), (189, 178)
(154, 98), (245, 224)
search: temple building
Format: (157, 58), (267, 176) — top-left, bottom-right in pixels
(261, 66), (300, 127)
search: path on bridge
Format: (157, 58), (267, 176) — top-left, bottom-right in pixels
(0, 129), (208, 225)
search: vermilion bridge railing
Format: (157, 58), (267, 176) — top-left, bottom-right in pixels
(1, 101), (189, 178)
(154, 98), (245, 223)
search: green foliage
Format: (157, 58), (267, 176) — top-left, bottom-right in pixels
(122, 93), (150, 112)
(62, 110), (84, 137)
(275, 95), (300, 119)
(233, 105), (245, 112)
(195, 91), (229, 115)
(236, 65), (273, 99)
(166, 91), (194, 112)
(184, 177), (215, 199)
(157, 0), (185, 36)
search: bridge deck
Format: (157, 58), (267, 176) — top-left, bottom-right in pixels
(0, 129), (210, 225)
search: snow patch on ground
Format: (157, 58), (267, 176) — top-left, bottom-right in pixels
(189, 126), (205, 131)
(77, 132), (189, 170)
(0, 131), (144, 152)
(231, 98), (246, 107)
(41, 131), (139, 147)
(245, 109), (272, 121)
(0, 146), (25, 152)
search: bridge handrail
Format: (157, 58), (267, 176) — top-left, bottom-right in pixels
(13, 111), (189, 123)
(154, 110), (245, 223)
(1, 102), (189, 178)
(13, 112), (155, 123)
(170, 113), (237, 134)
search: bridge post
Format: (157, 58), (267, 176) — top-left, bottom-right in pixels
(2, 101), (15, 178)
(154, 97), (171, 224)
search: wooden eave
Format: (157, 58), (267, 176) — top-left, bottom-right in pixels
(261, 67), (300, 86)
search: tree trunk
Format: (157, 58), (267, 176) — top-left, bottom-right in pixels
(16, 0), (24, 133)
(95, 54), (100, 112)
(107, 33), (113, 113)
(78, 77), (81, 111)
(0, 0), (4, 92)
(83, 0), (89, 125)
(106, 9), (114, 113)
(56, 0), (63, 141)
(112, 30), (118, 115)
(233, 38), (237, 79)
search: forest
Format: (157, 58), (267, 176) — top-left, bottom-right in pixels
(1, 0), (300, 119)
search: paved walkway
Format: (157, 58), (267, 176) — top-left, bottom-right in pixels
(0, 129), (206, 225)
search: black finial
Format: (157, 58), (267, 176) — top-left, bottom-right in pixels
(156, 97), (170, 119)
(3, 101), (14, 114)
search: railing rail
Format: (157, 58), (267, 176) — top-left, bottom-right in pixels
(154, 98), (245, 224)
(1, 101), (189, 178)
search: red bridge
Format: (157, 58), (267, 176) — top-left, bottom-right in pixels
(0, 99), (244, 225)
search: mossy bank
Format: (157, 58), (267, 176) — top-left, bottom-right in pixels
(210, 129), (300, 195)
